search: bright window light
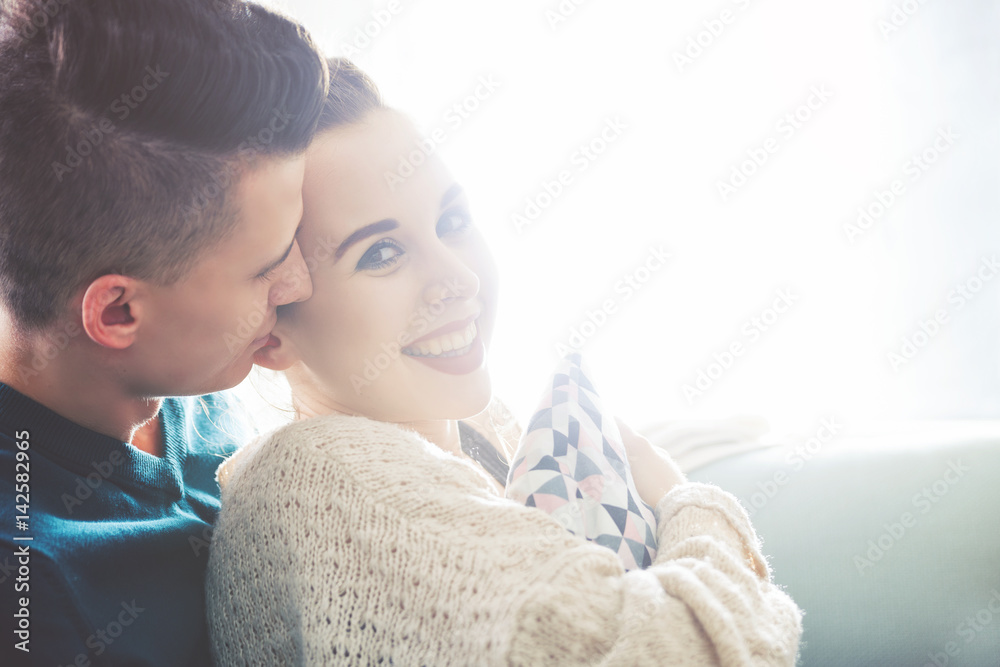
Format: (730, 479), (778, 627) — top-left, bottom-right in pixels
(245, 0), (1000, 433)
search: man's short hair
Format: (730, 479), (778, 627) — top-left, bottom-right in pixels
(0, 0), (328, 331)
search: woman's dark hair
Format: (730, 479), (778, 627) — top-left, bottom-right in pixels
(0, 0), (329, 331)
(316, 57), (385, 132)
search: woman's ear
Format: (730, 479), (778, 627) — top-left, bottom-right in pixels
(254, 326), (301, 371)
(80, 275), (143, 349)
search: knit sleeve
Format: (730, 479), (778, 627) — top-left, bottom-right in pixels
(505, 484), (803, 666)
(206, 415), (802, 667)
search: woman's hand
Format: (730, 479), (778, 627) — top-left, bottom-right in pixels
(616, 417), (686, 508)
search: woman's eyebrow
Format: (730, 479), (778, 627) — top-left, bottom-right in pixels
(334, 218), (399, 261)
(441, 183), (464, 209)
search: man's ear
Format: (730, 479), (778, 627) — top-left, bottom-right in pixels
(80, 275), (143, 349)
(253, 327), (301, 371)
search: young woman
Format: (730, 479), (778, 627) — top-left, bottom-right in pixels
(206, 60), (803, 666)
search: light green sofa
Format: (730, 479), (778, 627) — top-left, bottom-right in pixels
(679, 421), (1000, 666)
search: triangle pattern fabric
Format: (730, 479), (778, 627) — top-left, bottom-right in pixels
(574, 451), (604, 482)
(505, 353), (658, 571)
(525, 407), (553, 434)
(535, 476), (570, 499)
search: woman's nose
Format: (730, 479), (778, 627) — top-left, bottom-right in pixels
(421, 253), (480, 306)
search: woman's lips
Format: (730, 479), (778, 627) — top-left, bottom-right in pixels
(250, 333), (279, 365)
(402, 321), (485, 375)
(407, 313), (480, 346)
(404, 320), (477, 357)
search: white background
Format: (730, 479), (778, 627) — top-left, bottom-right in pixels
(249, 0), (1000, 433)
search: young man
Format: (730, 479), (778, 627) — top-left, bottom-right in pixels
(0, 0), (328, 663)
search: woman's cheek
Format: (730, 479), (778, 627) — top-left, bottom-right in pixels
(475, 245), (500, 315)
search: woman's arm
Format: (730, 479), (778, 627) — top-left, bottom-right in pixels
(616, 416), (686, 506)
(617, 416), (767, 579)
(505, 483), (797, 665)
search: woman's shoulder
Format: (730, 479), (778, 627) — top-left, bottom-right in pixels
(219, 414), (406, 479)
(218, 413), (496, 500)
(272, 412), (422, 453)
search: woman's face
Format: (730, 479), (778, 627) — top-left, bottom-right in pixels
(262, 109), (498, 423)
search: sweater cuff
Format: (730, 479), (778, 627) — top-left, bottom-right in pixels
(653, 482), (769, 579)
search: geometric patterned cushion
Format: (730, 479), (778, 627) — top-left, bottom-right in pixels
(505, 353), (658, 570)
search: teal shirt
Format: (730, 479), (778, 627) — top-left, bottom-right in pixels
(0, 383), (251, 666)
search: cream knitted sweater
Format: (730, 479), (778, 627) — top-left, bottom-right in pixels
(206, 414), (802, 666)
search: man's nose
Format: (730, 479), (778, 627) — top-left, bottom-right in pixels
(269, 240), (313, 306)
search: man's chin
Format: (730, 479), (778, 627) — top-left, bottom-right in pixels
(189, 357), (256, 397)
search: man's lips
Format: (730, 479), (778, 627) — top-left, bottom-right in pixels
(252, 333), (278, 349)
(251, 319), (279, 349)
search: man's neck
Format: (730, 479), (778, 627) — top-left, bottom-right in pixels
(0, 344), (163, 453)
(130, 413), (164, 457)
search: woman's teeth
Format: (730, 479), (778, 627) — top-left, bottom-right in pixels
(403, 322), (477, 358)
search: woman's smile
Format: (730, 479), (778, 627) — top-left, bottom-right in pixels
(402, 317), (486, 375)
(403, 315), (479, 357)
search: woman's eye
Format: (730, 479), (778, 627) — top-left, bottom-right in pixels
(356, 239), (403, 271)
(436, 208), (473, 237)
